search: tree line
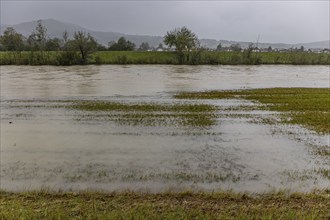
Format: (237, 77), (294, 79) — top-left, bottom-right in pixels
(1, 20), (328, 65)
(0, 20), (206, 64)
(0, 20), (135, 64)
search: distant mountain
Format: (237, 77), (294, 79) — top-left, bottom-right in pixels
(1, 19), (329, 49)
(292, 41), (330, 50)
(0, 19), (163, 47)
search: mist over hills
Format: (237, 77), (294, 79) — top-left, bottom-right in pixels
(1, 19), (329, 49)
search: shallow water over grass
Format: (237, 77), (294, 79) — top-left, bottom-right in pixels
(0, 65), (329, 192)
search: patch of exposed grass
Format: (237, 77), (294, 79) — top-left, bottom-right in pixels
(280, 169), (319, 182)
(283, 112), (330, 134)
(314, 145), (330, 157)
(69, 101), (216, 113)
(175, 88), (330, 134)
(0, 190), (329, 219)
(119, 171), (240, 183)
(114, 113), (217, 127)
(315, 168), (330, 180)
(69, 101), (218, 127)
(174, 90), (240, 100)
(4, 100), (218, 127)
(60, 163), (240, 183)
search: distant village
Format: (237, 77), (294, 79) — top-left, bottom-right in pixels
(148, 43), (330, 54)
(211, 45), (330, 54)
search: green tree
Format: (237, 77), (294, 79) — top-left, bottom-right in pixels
(70, 31), (98, 63)
(108, 40), (116, 48)
(54, 30), (80, 65)
(157, 43), (163, 50)
(62, 31), (69, 50)
(216, 43), (222, 51)
(96, 43), (107, 51)
(230, 43), (242, 52)
(45, 38), (62, 51)
(27, 20), (48, 51)
(244, 43), (254, 59)
(242, 43), (257, 64)
(299, 46), (305, 52)
(0, 27), (24, 51)
(267, 46), (272, 52)
(164, 27), (199, 64)
(108, 37), (135, 51)
(138, 42), (150, 51)
(0, 27), (25, 63)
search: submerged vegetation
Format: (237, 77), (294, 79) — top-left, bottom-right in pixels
(175, 88), (330, 134)
(69, 101), (218, 127)
(5, 88), (329, 132)
(69, 101), (215, 112)
(5, 100), (218, 127)
(1, 190), (329, 219)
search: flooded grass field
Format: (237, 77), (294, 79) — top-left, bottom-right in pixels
(1, 65), (329, 192)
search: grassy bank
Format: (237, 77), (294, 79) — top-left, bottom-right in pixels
(1, 190), (329, 219)
(1, 51), (329, 65)
(175, 88), (330, 134)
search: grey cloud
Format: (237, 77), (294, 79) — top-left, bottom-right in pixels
(1, 1), (329, 43)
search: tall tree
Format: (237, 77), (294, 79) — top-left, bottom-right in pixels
(45, 38), (62, 51)
(0, 27), (24, 51)
(230, 43), (242, 52)
(216, 43), (222, 51)
(138, 42), (150, 51)
(164, 27), (199, 63)
(62, 30), (69, 50)
(299, 46), (305, 52)
(71, 31), (97, 63)
(27, 20), (48, 51)
(0, 27), (25, 63)
(108, 37), (135, 51)
(157, 43), (163, 50)
(267, 46), (272, 52)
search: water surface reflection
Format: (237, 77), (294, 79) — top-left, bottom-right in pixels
(0, 65), (329, 192)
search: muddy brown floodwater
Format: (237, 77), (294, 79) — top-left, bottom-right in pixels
(1, 65), (329, 192)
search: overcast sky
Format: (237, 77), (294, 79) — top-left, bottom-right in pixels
(1, 1), (329, 43)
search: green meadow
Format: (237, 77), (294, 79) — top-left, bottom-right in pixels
(175, 88), (330, 134)
(1, 190), (329, 220)
(1, 51), (329, 65)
